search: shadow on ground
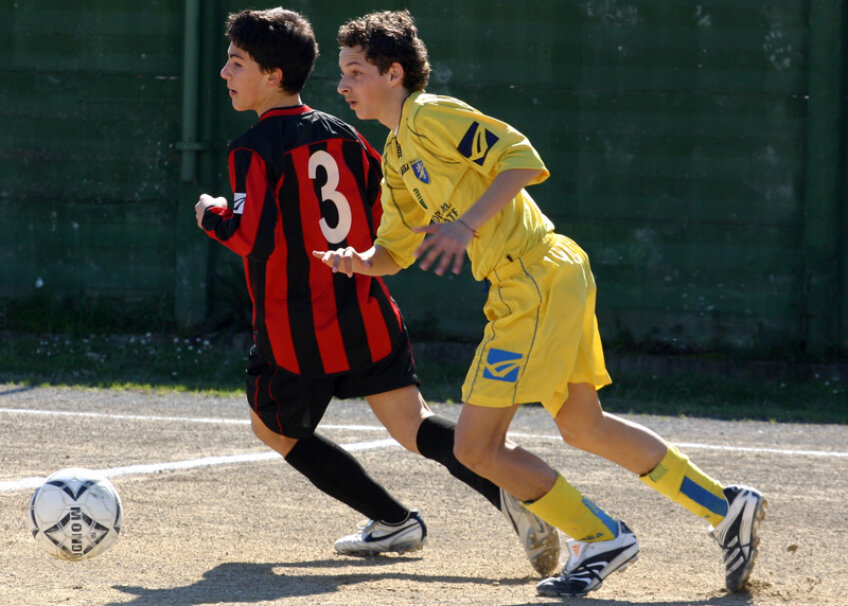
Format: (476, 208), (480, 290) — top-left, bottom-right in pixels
(108, 559), (757, 606)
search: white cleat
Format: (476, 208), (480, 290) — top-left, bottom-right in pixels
(333, 510), (427, 556)
(710, 485), (766, 592)
(536, 520), (639, 596)
(499, 488), (561, 576)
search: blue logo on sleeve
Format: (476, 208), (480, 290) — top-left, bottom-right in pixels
(457, 121), (499, 166)
(482, 348), (523, 383)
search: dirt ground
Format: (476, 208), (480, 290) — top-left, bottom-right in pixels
(1, 384), (846, 606)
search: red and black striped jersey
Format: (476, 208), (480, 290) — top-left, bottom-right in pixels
(201, 105), (404, 376)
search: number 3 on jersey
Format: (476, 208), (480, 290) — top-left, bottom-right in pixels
(308, 150), (352, 245)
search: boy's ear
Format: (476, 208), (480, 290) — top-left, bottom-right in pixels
(388, 62), (404, 86)
(266, 67), (284, 88)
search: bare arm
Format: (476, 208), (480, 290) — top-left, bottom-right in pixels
(414, 168), (543, 276)
(458, 168), (543, 235)
(312, 244), (402, 278)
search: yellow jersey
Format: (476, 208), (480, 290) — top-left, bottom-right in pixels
(375, 91), (555, 281)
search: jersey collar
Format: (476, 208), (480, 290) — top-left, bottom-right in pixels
(260, 105), (312, 120)
(398, 92), (424, 134)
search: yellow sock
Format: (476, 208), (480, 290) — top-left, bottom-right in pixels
(524, 474), (618, 542)
(640, 445), (728, 525)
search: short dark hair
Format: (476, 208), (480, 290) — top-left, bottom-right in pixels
(225, 8), (318, 94)
(337, 10), (430, 92)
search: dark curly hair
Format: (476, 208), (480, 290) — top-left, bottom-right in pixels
(226, 8), (318, 94)
(337, 10), (430, 92)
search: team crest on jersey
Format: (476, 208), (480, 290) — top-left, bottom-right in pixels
(233, 193), (246, 214)
(458, 121), (499, 166)
(411, 160), (430, 183)
(482, 348), (522, 383)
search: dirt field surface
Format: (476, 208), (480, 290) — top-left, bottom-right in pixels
(1, 383), (846, 606)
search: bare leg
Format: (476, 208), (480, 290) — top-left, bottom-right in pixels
(367, 385), (502, 509)
(554, 383), (667, 475)
(453, 402), (558, 501)
(249, 407), (409, 522)
(250, 407), (298, 456)
(365, 385), (432, 453)
(369, 386), (564, 575)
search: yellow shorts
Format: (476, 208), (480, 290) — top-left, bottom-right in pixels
(461, 233), (612, 416)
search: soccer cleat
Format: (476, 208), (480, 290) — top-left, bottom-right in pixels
(536, 520), (639, 597)
(499, 488), (561, 576)
(333, 510), (427, 556)
(709, 485), (766, 592)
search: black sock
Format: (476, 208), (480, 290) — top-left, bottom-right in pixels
(416, 415), (501, 509)
(284, 432), (408, 524)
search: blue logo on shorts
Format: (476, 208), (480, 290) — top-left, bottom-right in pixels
(482, 348), (522, 383)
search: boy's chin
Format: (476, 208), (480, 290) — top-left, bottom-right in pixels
(229, 98), (251, 113)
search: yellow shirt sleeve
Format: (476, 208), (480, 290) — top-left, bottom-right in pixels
(410, 98), (550, 184)
(375, 93), (555, 279)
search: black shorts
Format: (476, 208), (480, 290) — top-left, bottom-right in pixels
(245, 338), (421, 439)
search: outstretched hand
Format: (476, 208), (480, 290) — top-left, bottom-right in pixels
(194, 193), (227, 229)
(413, 220), (476, 276)
(312, 247), (373, 278)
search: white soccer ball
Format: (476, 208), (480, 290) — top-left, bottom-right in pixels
(28, 467), (123, 560)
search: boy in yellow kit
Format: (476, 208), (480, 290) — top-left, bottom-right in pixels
(316, 9), (766, 597)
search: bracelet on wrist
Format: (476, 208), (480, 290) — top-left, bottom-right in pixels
(457, 218), (479, 238)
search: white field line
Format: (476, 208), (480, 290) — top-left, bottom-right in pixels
(509, 432), (848, 459)
(0, 438), (400, 494)
(1, 407), (846, 494)
(0, 406), (387, 432)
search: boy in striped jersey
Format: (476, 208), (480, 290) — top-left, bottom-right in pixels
(193, 7), (560, 575)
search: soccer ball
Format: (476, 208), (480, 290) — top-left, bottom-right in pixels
(28, 467), (123, 560)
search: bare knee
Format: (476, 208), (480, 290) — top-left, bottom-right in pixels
(554, 384), (610, 452)
(559, 418), (605, 451)
(453, 438), (497, 476)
